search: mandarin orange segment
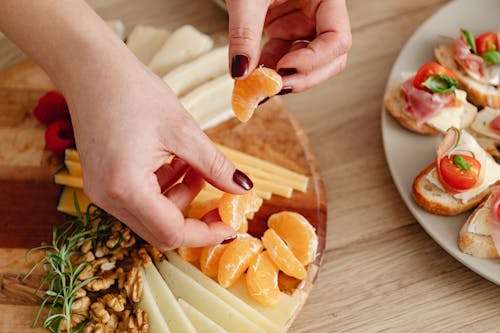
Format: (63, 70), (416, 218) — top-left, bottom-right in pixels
(278, 271), (302, 295)
(218, 233), (263, 288)
(218, 188), (262, 232)
(268, 211), (318, 265)
(246, 251), (280, 307)
(199, 243), (228, 278)
(188, 198), (220, 219)
(177, 247), (202, 262)
(232, 66), (282, 122)
(262, 228), (306, 280)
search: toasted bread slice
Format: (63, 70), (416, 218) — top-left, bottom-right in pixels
(434, 44), (500, 108)
(384, 82), (477, 135)
(468, 127), (500, 158)
(458, 200), (499, 258)
(412, 163), (491, 215)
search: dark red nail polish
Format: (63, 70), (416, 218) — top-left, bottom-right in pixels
(233, 169), (253, 190)
(258, 96), (270, 105)
(278, 68), (297, 76)
(222, 234), (237, 244)
(231, 54), (249, 78)
(277, 86), (293, 95)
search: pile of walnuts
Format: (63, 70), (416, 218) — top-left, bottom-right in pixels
(63, 220), (162, 333)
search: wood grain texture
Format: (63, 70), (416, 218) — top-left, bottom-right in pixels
(2, 0), (499, 332)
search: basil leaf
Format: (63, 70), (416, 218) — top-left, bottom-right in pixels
(482, 50), (500, 65)
(453, 155), (471, 171)
(422, 74), (458, 93)
(461, 28), (477, 54)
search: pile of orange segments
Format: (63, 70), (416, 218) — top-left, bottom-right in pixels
(178, 190), (318, 307)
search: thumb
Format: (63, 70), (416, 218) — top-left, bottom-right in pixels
(226, 0), (269, 79)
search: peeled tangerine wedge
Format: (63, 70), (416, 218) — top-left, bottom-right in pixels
(200, 244), (228, 278)
(246, 251), (280, 307)
(188, 198), (220, 219)
(218, 234), (263, 288)
(218, 189), (263, 232)
(262, 228), (306, 280)
(232, 66), (282, 122)
(268, 211), (318, 265)
(177, 247), (202, 263)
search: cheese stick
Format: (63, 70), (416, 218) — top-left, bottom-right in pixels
(126, 25), (170, 64)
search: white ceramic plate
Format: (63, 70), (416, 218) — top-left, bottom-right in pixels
(382, 0), (500, 284)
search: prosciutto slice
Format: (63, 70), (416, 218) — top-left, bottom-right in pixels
(402, 79), (454, 126)
(487, 186), (500, 255)
(454, 37), (486, 76)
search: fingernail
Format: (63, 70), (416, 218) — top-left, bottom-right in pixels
(277, 86), (293, 95)
(231, 54), (249, 78)
(258, 96), (270, 105)
(278, 68), (297, 76)
(233, 169), (253, 190)
(222, 234), (237, 244)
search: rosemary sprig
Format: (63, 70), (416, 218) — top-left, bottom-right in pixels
(24, 194), (117, 333)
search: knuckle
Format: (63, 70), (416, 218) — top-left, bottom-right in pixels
(157, 228), (184, 250)
(229, 26), (258, 46)
(208, 151), (230, 180)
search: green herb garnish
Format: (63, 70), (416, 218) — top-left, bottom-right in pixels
(453, 155), (471, 171)
(423, 74), (458, 93)
(24, 194), (116, 333)
(462, 28), (477, 53)
(482, 50), (500, 65)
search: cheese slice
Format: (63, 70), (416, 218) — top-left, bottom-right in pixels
(155, 258), (265, 333)
(57, 187), (91, 216)
(65, 160), (82, 177)
(138, 268), (172, 333)
(425, 89), (467, 132)
(163, 45), (228, 96)
(471, 107), (500, 140)
(178, 298), (228, 333)
(143, 265), (196, 333)
(65, 149), (80, 162)
(126, 25), (170, 64)
(148, 25), (213, 77)
(165, 250), (285, 333)
(54, 170), (83, 188)
(467, 205), (491, 235)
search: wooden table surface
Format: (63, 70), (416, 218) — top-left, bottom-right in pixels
(2, 0), (500, 332)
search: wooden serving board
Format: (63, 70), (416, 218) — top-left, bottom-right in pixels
(0, 61), (326, 332)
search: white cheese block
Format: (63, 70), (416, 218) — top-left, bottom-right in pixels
(165, 250), (286, 333)
(471, 107), (500, 140)
(105, 19), (126, 40)
(137, 268), (172, 333)
(425, 131), (500, 203)
(425, 89), (467, 132)
(143, 265), (197, 333)
(148, 25), (213, 77)
(198, 108), (234, 130)
(181, 74), (233, 127)
(156, 259), (265, 333)
(467, 205), (491, 235)
(178, 298), (228, 333)
(464, 64), (500, 86)
(126, 25), (170, 65)
(163, 45), (229, 96)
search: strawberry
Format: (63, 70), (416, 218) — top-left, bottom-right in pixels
(33, 90), (70, 125)
(45, 120), (75, 155)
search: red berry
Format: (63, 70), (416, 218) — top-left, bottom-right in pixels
(33, 90), (70, 125)
(45, 120), (75, 155)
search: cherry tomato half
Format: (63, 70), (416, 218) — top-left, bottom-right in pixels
(439, 154), (481, 191)
(413, 62), (458, 91)
(475, 32), (499, 54)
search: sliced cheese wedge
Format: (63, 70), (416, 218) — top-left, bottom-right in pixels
(156, 258), (265, 333)
(138, 268), (172, 333)
(57, 187), (91, 216)
(178, 298), (228, 333)
(54, 170), (83, 188)
(165, 250), (285, 333)
(163, 45), (228, 96)
(65, 160), (82, 177)
(126, 25), (170, 64)
(148, 25), (213, 77)
(65, 148), (80, 162)
(143, 265), (196, 333)
(180, 74), (233, 129)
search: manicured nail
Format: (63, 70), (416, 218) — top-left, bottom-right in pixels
(277, 86), (293, 95)
(233, 169), (253, 190)
(231, 54), (249, 78)
(222, 234), (237, 244)
(277, 68), (297, 76)
(258, 97), (270, 105)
